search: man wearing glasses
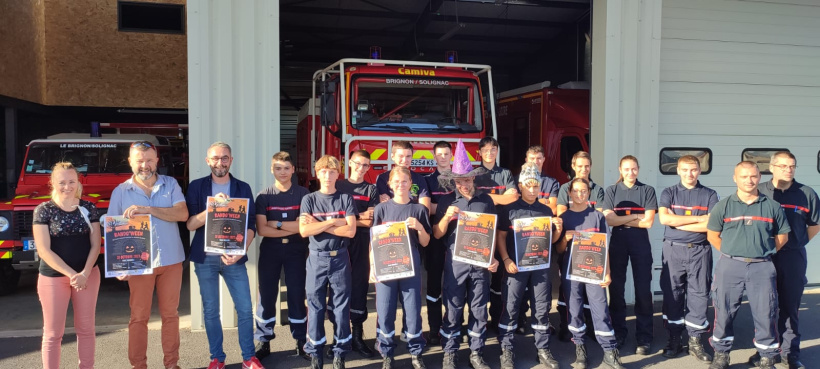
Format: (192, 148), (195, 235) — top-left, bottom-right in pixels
(185, 142), (263, 369)
(253, 151), (311, 362)
(753, 151), (819, 369)
(332, 150), (378, 358)
(108, 140), (189, 369)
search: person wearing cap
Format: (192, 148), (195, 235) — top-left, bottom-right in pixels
(371, 165), (431, 369)
(657, 155), (718, 362)
(332, 149), (378, 359)
(706, 161), (790, 369)
(108, 140), (189, 369)
(433, 140), (499, 369)
(555, 151), (603, 342)
(496, 163), (562, 369)
(299, 155), (358, 369)
(601, 155), (657, 354)
(557, 178), (624, 369)
(423, 141), (455, 345)
(751, 151), (818, 369)
(252, 151), (311, 361)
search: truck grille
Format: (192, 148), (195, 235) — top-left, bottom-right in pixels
(13, 210), (34, 239)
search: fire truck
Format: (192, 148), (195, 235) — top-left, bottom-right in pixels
(0, 125), (188, 294)
(296, 57), (498, 187)
(495, 81), (590, 182)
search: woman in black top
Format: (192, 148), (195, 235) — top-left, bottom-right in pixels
(33, 162), (101, 369)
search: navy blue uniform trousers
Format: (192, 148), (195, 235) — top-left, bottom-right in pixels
(609, 227), (654, 344)
(256, 242), (307, 342)
(375, 256), (425, 357)
(774, 248), (807, 360)
(659, 241), (712, 337)
(497, 268), (551, 350)
(424, 235), (446, 337)
(441, 251), (490, 353)
(711, 254), (779, 358)
(564, 278), (617, 350)
(328, 231), (370, 325)
(305, 248), (352, 358)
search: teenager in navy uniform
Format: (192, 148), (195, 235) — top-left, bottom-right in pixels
(376, 141), (431, 211)
(372, 166), (431, 369)
(252, 151), (311, 361)
(496, 163), (563, 369)
(525, 145), (560, 214)
(602, 155), (657, 354)
(433, 140), (499, 369)
(657, 155), (718, 361)
(333, 150), (378, 359)
(557, 178), (624, 369)
(555, 151), (604, 342)
(752, 151), (819, 369)
(423, 141), (454, 345)
(706, 161), (790, 369)
(473, 136), (519, 331)
(299, 155), (358, 369)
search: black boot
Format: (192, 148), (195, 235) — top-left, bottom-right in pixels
(500, 348), (515, 369)
(758, 356), (776, 369)
(296, 339), (310, 361)
(254, 341), (270, 360)
(687, 335), (712, 362)
(326, 345), (335, 359)
(662, 334), (683, 358)
(411, 355), (427, 369)
(603, 349), (626, 369)
(352, 323), (375, 358)
(574, 344), (588, 369)
(442, 352), (458, 369)
(709, 351), (730, 369)
(468, 351), (491, 369)
(310, 355), (323, 369)
(333, 355), (345, 369)
(382, 356), (393, 369)
(537, 349), (559, 369)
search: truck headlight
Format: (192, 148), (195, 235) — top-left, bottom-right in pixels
(0, 216), (8, 233)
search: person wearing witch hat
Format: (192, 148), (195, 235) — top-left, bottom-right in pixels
(433, 140), (500, 369)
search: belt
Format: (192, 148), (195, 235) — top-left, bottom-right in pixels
(314, 248), (347, 257)
(668, 241), (709, 248)
(726, 254), (771, 263)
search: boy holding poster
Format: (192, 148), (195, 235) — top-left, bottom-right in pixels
(371, 166), (431, 369)
(557, 178), (623, 369)
(496, 163), (563, 369)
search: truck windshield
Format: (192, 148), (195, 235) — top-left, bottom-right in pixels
(352, 78), (483, 134)
(24, 143), (134, 174)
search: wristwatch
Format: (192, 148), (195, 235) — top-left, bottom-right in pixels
(276, 221), (283, 230)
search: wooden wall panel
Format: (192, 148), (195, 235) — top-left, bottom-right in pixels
(43, 0), (187, 108)
(0, 0), (46, 104)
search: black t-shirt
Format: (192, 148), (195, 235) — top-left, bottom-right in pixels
(255, 184), (310, 247)
(300, 191), (357, 251)
(32, 199), (100, 277)
(376, 170), (430, 204)
(557, 180), (606, 209)
(758, 179), (820, 251)
(425, 169), (454, 205)
(560, 207), (609, 267)
(434, 191), (496, 251)
(373, 200), (431, 259)
(498, 198), (554, 266)
(602, 181), (658, 232)
(336, 179), (378, 235)
(475, 165), (515, 195)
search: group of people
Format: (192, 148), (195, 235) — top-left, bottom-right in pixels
(31, 136), (816, 369)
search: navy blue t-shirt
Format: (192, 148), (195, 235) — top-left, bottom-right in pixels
(557, 180), (606, 209)
(373, 200), (431, 256)
(336, 179), (378, 235)
(475, 165), (515, 195)
(659, 182), (719, 244)
(255, 184), (310, 247)
(602, 181), (658, 231)
(425, 169), (454, 205)
(376, 170), (430, 204)
(560, 207), (610, 267)
(536, 173), (560, 201)
(434, 191), (496, 251)
(300, 191), (357, 251)
(758, 179), (820, 251)
(498, 198), (554, 265)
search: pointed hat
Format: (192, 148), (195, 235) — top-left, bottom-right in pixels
(438, 139), (488, 187)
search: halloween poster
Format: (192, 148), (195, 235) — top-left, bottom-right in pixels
(103, 215), (153, 278)
(453, 211), (497, 268)
(370, 222), (415, 282)
(204, 196), (250, 255)
(512, 217), (552, 272)
(567, 232), (608, 284)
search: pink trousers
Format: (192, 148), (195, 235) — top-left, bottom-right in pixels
(38, 266), (100, 369)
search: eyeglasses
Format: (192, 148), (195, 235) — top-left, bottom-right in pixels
(130, 141), (155, 150)
(350, 160), (371, 168)
(571, 189), (589, 194)
(209, 156), (231, 163)
(771, 164), (796, 171)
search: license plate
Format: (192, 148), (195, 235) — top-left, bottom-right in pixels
(411, 159), (435, 167)
(23, 238), (36, 251)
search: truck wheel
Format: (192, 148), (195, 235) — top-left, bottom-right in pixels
(0, 261), (21, 296)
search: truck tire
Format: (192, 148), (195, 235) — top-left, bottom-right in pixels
(0, 261), (21, 296)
